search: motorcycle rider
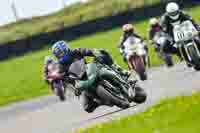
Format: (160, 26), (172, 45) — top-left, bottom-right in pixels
(148, 18), (162, 43)
(148, 18), (164, 57)
(160, 2), (200, 61)
(52, 41), (130, 113)
(118, 23), (148, 68)
(148, 18), (173, 64)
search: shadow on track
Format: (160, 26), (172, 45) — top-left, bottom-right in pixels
(77, 104), (138, 126)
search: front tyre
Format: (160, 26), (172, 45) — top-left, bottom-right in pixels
(133, 86), (147, 104)
(194, 65), (200, 71)
(96, 85), (130, 109)
(56, 88), (66, 101)
(187, 45), (200, 71)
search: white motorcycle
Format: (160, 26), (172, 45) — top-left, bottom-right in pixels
(173, 20), (200, 70)
(123, 36), (147, 80)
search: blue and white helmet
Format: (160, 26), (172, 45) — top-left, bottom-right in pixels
(52, 41), (70, 58)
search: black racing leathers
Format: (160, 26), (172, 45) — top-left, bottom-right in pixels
(160, 11), (200, 59)
(160, 11), (200, 38)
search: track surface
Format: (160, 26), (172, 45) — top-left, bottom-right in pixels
(0, 62), (200, 133)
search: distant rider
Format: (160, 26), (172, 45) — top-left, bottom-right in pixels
(160, 2), (200, 59)
(118, 23), (148, 68)
(148, 18), (171, 56)
(148, 18), (162, 44)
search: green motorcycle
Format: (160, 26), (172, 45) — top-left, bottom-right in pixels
(67, 57), (147, 109)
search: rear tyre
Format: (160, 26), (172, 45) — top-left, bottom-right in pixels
(133, 86), (147, 104)
(53, 81), (66, 101)
(140, 72), (147, 81)
(57, 88), (66, 101)
(134, 56), (147, 81)
(96, 85), (130, 109)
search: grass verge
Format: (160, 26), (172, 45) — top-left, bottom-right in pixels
(79, 91), (200, 133)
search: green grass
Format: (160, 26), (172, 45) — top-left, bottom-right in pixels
(79, 91), (200, 133)
(0, 6), (199, 106)
(0, 0), (160, 44)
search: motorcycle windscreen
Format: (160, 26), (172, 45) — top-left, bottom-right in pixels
(68, 59), (86, 79)
(173, 20), (198, 42)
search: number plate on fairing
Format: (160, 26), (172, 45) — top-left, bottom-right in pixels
(173, 20), (198, 42)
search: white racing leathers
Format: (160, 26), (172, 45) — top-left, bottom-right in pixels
(121, 36), (148, 80)
(122, 36), (146, 60)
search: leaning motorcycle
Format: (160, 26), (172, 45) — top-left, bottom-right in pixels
(124, 37), (148, 80)
(153, 32), (174, 67)
(47, 63), (66, 101)
(67, 58), (147, 110)
(173, 20), (200, 70)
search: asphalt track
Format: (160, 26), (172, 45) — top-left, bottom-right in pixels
(0, 62), (200, 133)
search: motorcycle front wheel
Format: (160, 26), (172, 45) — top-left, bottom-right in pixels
(132, 86), (147, 104)
(187, 45), (200, 71)
(96, 85), (130, 109)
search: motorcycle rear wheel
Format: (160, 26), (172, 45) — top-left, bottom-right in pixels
(134, 56), (147, 80)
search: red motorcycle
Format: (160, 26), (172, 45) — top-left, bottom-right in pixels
(124, 37), (147, 80)
(47, 63), (66, 101)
